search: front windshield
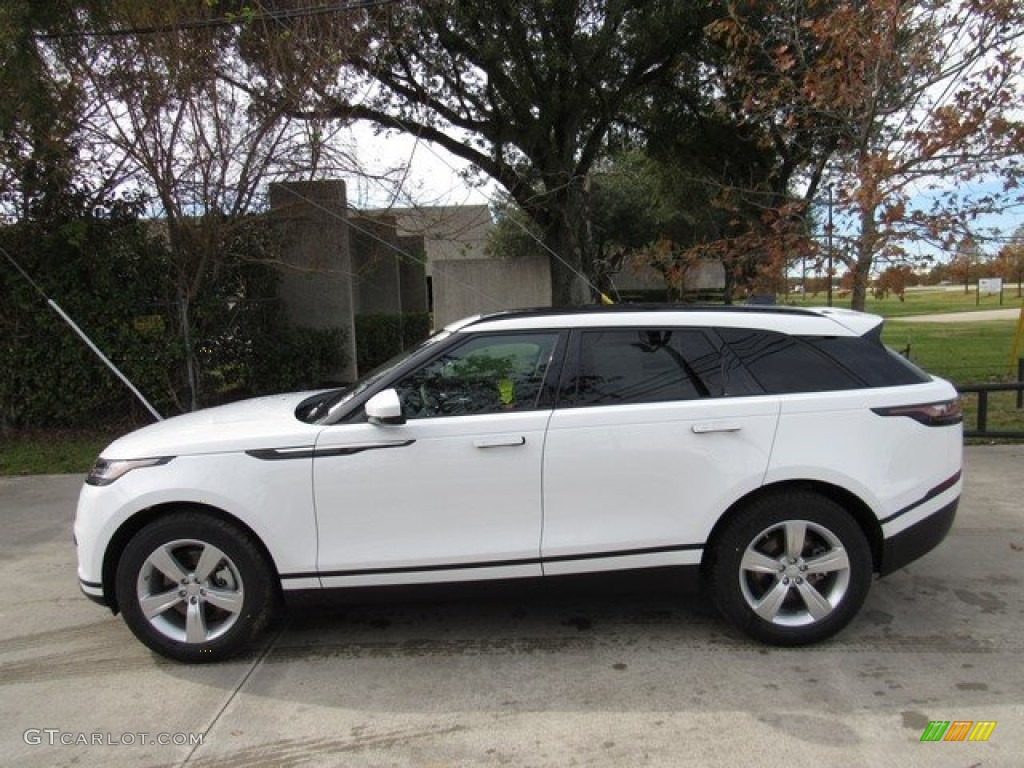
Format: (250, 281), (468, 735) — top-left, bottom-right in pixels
(303, 330), (453, 424)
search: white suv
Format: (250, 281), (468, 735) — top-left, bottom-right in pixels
(75, 306), (963, 661)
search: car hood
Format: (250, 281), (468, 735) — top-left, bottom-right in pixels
(101, 392), (325, 459)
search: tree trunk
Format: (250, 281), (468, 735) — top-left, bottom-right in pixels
(546, 233), (592, 306)
(850, 206), (879, 312)
(541, 180), (596, 306)
(179, 291), (199, 412)
(168, 221), (201, 412)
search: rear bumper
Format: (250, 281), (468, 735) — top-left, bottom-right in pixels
(879, 497), (958, 576)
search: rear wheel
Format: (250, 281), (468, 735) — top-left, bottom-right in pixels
(116, 513), (275, 662)
(709, 491), (872, 646)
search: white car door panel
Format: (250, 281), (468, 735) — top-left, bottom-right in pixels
(541, 398), (778, 575)
(313, 330), (563, 588)
(313, 413), (550, 586)
(540, 326), (779, 576)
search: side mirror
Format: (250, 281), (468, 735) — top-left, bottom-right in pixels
(365, 388), (405, 425)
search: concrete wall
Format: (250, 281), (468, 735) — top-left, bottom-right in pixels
(397, 236), (428, 314)
(268, 180), (358, 383)
(369, 205), (493, 274)
(432, 255), (552, 328)
(610, 259), (726, 298)
(347, 215), (429, 316)
(688, 261), (727, 291)
(268, 182), (554, 375)
(348, 214), (403, 315)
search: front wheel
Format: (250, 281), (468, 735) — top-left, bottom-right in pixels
(709, 491), (873, 646)
(116, 512), (276, 662)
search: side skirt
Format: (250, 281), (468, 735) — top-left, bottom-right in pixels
(280, 565), (703, 610)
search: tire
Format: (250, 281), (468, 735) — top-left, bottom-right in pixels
(708, 491), (872, 646)
(115, 512), (276, 663)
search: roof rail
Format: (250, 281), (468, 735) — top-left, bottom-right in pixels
(466, 303), (823, 326)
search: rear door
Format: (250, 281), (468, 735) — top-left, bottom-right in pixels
(541, 327), (779, 575)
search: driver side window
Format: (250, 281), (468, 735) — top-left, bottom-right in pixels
(394, 332), (560, 419)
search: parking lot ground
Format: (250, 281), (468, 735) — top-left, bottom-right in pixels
(1, 445), (1022, 768)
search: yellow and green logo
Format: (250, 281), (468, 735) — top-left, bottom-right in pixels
(920, 720), (996, 742)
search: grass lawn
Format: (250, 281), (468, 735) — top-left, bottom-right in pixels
(788, 285), (1024, 318)
(881, 320), (1021, 384)
(880, 318), (1024, 437)
(0, 429), (120, 476)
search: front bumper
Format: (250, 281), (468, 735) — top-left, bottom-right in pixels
(879, 497), (958, 576)
(79, 579), (111, 608)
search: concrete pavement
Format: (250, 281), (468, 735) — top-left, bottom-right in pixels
(1, 445), (1022, 767)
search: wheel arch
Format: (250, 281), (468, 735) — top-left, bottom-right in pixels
(101, 502), (281, 614)
(702, 480), (884, 574)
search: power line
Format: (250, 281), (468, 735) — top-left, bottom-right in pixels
(34, 0), (399, 40)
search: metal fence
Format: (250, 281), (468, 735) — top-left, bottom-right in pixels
(956, 374), (1024, 439)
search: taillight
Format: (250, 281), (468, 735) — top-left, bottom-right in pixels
(871, 399), (962, 427)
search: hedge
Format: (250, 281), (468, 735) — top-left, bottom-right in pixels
(354, 312), (432, 374)
(2, 214), (349, 428)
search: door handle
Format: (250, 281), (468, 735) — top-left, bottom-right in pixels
(473, 436), (526, 449)
(692, 422), (742, 434)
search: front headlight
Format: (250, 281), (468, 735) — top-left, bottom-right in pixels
(86, 456), (174, 486)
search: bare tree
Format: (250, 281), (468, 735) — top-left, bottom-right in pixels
(67, 4), (350, 409)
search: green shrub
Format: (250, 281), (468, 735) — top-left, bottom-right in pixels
(248, 325), (348, 394)
(355, 312), (432, 374)
(2, 211), (352, 426)
(1, 211), (180, 428)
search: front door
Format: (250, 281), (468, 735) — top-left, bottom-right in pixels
(313, 331), (563, 588)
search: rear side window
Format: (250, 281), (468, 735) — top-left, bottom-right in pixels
(805, 336), (930, 387)
(718, 328), (861, 394)
(564, 328), (722, 406)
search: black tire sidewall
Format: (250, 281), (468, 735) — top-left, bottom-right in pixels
(116, 513), (274, 663)
(710, 492), (873, 646)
